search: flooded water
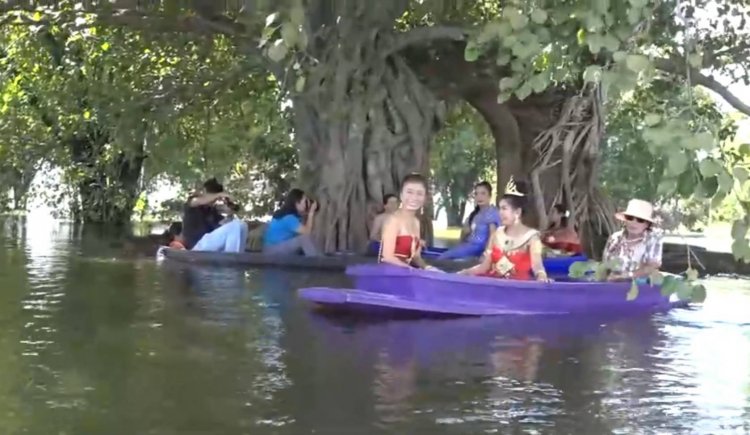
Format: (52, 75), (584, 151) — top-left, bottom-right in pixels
(0, 218), (749, 434)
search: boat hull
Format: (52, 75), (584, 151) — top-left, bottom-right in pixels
(160, 247), (587, 275)
(319, 264), (678, 316)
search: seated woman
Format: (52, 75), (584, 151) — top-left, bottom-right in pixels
(458, 177), (549, 281)
(262, 188), (321, 257)
(166, 222), (186, 250)
(603, 199), (663, 281)
(367, 193), (399, 255)
(379, 173), (439, 271)
(438, 181), (500, 260)
(541, 203), (582, 255)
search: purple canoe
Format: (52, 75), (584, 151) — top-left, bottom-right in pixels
(298, 264), (682, 317)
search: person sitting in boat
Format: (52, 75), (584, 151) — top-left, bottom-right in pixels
(379, 173), (440, 271)
(263, 188), (321, 257)
(603, 199), (663, 281)
(438, 181), (501, 260)
(182, 178), (248, 253)
(458, 177), (549, 281)
(166, 222), (186, 250)
(368, 193), (399, 255)
(541, 203), (582, 255)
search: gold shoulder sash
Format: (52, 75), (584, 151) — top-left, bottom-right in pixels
(494, 227), (540, 253)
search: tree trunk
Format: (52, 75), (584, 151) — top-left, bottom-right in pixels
(9, 166), (36, 211)
(444, 198), (465, 227)
(293, 9), (444, 253)
(69, 135), (145, 226)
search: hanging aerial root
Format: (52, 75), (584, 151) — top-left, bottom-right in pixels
(529, 84), (615, 257)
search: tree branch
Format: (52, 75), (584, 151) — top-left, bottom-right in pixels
(653, 57), (750, 117)
(385, 25), (467, 57)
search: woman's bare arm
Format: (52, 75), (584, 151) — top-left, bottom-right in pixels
(370, 214), (385, 241)
(529, 236), (549, 281)
(409, 220), (430, 269)
(188, 192), (226, 207)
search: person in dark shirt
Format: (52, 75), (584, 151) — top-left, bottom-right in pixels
(181, 178), (248, 253)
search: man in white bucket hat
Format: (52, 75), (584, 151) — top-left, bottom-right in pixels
(602, 199), (663, 281)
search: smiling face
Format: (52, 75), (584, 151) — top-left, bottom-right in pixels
(400, 181), (427, 212)
(474, 185), (491, 207)
(624, 215), (649, 236)
(498, 198), (522, 226)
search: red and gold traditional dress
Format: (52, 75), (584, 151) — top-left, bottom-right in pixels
(482, 228), (544, 280)
(541, 226), (582, 254)
(379, 235), (418, 264)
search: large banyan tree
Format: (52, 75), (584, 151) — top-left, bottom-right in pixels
(2, 0), (750, 259)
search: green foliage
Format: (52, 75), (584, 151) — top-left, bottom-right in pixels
(0, 5), (295, 221)
(601, 80), (734, 209)
(463, 0), (750, 263)
(430, 103), (495, 225)
(569, 260), (707, 303)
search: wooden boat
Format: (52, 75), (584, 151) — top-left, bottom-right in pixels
(298, 264), (685, 317)
(159, 246), (587, 275)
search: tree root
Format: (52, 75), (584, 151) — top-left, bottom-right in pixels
(530, 84), (615, 258)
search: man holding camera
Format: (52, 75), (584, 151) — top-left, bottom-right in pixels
(181, 178), (248, 253)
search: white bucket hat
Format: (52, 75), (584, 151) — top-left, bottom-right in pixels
(615, 199), (655, 224)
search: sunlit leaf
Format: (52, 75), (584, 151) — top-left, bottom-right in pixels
(649, 271), (664, 286)
(583, 65), (602, 83)
(685, 268), (699, 281)
(667, 152), (688, 175)
(530, 9), (548, 24)
(295, 75), (306, 92)
(625, 54), (650, 72)
(267, 40), (288, 62)
(691, 284), (707, 303)
(464, 42), (481, 62)
(676, 282), (693, 301)
(699, 158), (723, 177)
(281, 22), (299, 47)
(733, 166), (749, 184)
(731, 219), (748, 240)
(626, 280), (639, 301)
(568, 261), (592, 278)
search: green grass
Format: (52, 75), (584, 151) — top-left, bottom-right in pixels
(434, 227), (462, 241)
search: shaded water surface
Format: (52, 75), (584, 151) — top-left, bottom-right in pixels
(0, 219), (749, 434)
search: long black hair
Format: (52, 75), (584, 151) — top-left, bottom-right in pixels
(549, 203), (569, 229)
(273, 188), (306, 219)
(467, 181), (493, 226)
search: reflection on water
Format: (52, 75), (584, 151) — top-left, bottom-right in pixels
(0, 218), (748, 434)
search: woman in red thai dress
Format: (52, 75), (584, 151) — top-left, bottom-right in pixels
(379, 173), (439, 271)
(541, 203), (582, 255)
(458, 177), (549, 281)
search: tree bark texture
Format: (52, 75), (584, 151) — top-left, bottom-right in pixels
(293, 2), (444, 253)
(69, 134), (145, 227)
